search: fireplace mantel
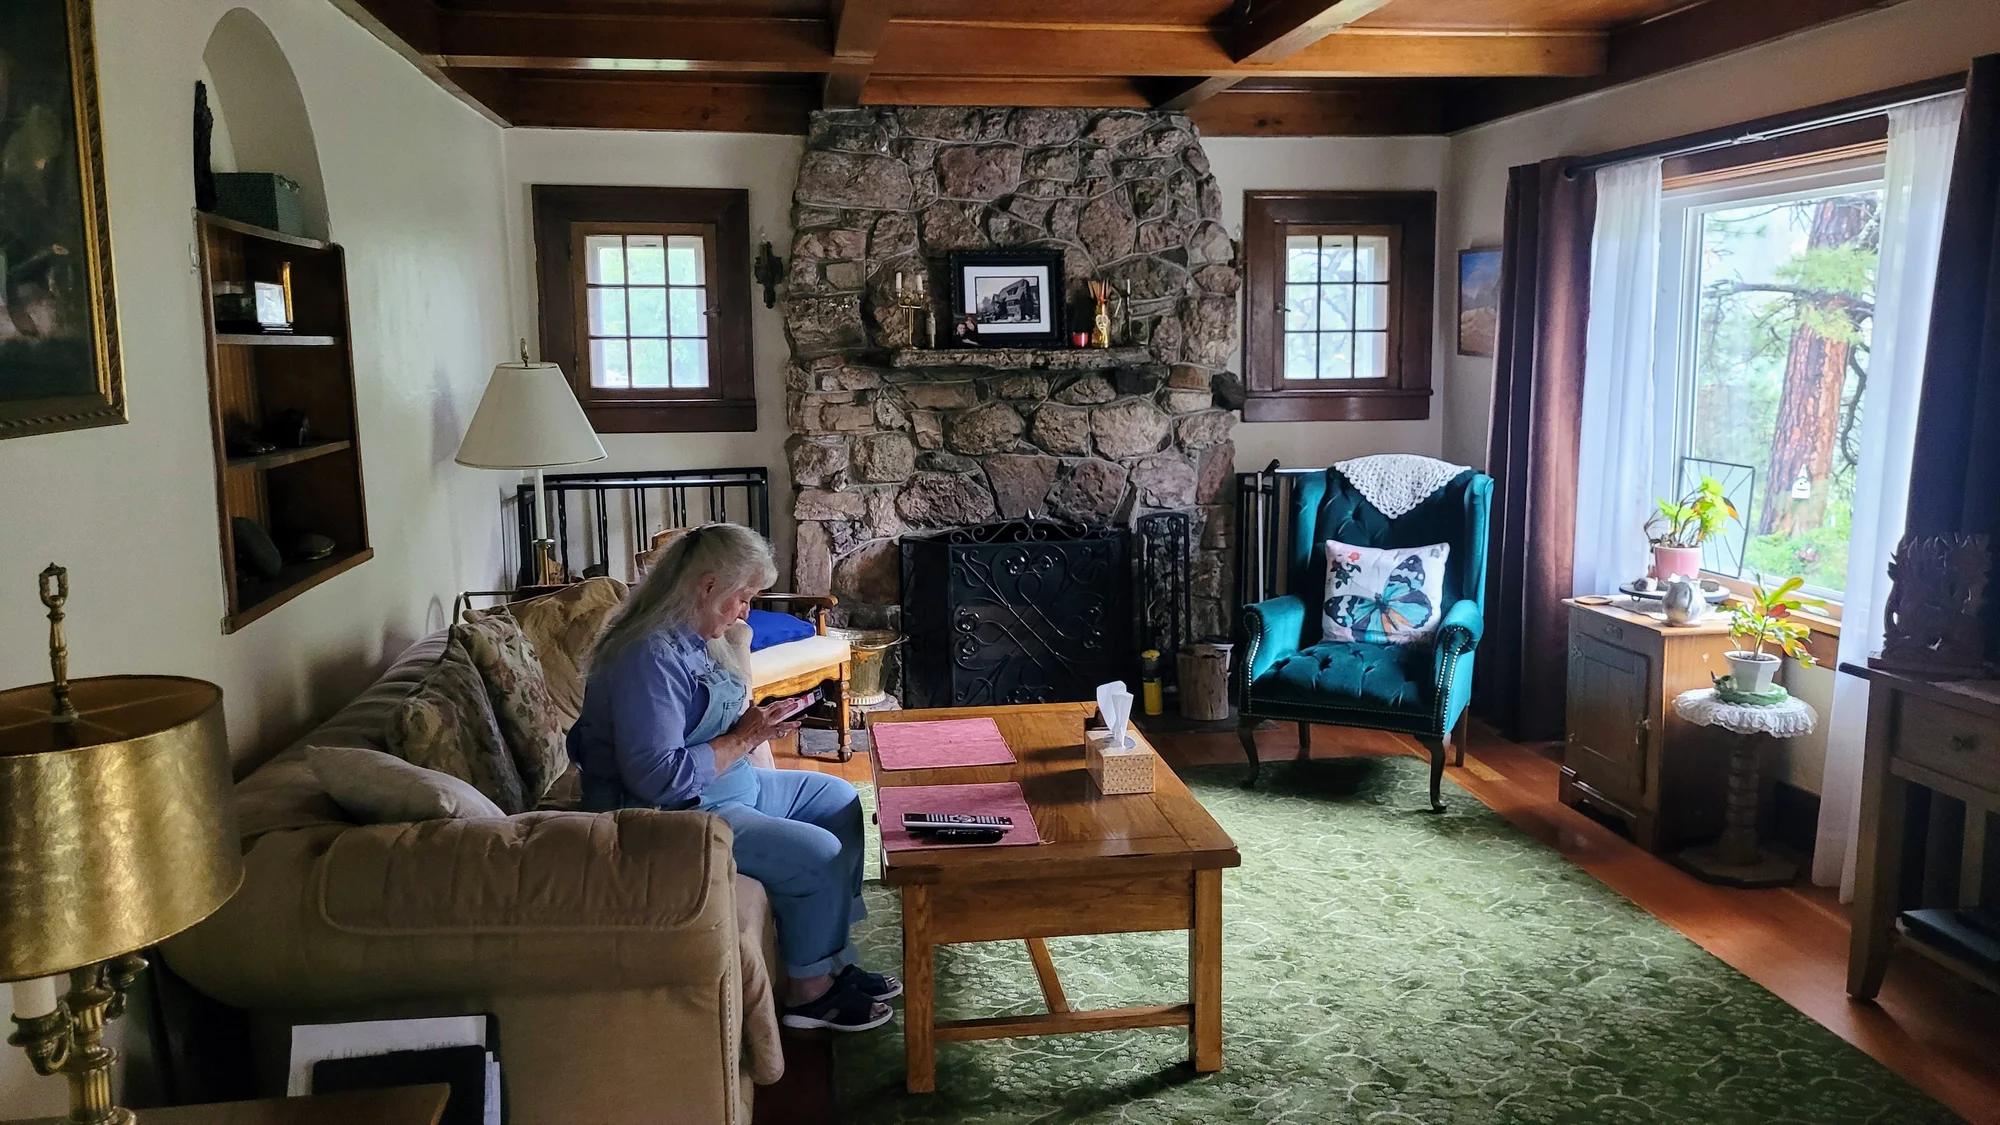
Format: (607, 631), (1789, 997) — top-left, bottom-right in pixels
(890, 346), (1153, 371)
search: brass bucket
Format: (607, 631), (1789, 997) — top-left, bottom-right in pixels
(835, 629), (903, 705)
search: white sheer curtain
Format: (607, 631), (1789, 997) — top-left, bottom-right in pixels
(1813, 93), (1965, 897)
(1572, 158), (1664, 596)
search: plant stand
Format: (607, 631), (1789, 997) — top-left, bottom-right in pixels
(1669, 688), (1818, 888)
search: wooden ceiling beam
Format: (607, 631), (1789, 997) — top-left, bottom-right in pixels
(823, 1), (894, 110)
(506, 75), (818, 133)
(864, 76), (1153, 108)
(1188, 82), (1448, 135)
(1230, 0), (1401, 65)
(431, 14), (1605, 80)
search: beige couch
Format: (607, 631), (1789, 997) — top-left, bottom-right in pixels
(164, 612), (786, 1125)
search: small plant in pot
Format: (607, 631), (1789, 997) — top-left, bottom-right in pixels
(1644, 476), (1739, 583)
(1723, 577), (1824, 694)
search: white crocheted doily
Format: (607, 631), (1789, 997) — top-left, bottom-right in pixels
(1672, 689), (1819, 737)
(1335, 454), (1472, 519)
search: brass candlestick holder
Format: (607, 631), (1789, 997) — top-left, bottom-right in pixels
(3, 565), (242, 1125)
(895, 272), (933, 349)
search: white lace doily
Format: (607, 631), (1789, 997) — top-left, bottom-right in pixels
(1673, 689), (1819, 737)
(1335, 454), (1472, 519)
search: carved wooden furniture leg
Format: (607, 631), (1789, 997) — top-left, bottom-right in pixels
(1453, 711), (1467, 767)
(1296, 721), (1312, 761)
(1237, 717), (1261, 787)
(1024, 938), (1069, 1013)
(1418, 734), (1447, 812)
(836, 663), (853, 761)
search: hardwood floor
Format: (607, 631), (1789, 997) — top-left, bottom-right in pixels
(762, 722), (2000, 1125)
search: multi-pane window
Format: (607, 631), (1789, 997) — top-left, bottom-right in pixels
(1243, 192), (1435, 423)
(583, 232), (710, 390)
(531, 186), (753, 434)
(1282, 231), (1392, 381)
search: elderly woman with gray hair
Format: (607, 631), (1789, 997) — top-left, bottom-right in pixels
(567, 523), (897, 1033)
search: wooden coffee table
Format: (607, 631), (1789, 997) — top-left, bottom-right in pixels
(868, 702), (1241, 1093)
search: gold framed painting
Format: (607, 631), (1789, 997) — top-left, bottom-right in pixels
(0, 0), (124, 440)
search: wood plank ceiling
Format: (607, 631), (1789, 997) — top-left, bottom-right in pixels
(334, 0), (1915, 135)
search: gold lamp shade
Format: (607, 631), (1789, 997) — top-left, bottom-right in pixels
(0, 675), (242, 982)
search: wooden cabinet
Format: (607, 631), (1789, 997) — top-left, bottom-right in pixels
(196, 213), (370, 633)
(1561, 600), (1739, 851)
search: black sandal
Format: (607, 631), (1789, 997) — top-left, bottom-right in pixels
(837, 964), (902, 1002)
(781, 978), (893, 1032)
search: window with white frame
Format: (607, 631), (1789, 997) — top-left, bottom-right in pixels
(1654, 156), (1886, 600)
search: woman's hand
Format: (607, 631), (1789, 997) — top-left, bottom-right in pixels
(712, 699), (804, 770)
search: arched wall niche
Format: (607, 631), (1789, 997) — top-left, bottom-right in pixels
(200, 8), (328, 238)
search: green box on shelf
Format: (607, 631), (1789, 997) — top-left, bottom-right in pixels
(213, 172), (306, 237)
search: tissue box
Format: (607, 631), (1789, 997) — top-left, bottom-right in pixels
(1086, 728), (1156, 795)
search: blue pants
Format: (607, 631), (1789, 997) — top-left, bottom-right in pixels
(701, 767), (867, 979)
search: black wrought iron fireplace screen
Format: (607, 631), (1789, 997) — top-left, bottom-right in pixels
(901, 519), (1136, 708)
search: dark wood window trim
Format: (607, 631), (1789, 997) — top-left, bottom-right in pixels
(533, 185), (754, 433)
(1242, 190), (1435, 423)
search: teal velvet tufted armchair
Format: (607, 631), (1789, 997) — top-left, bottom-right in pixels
(1234, 467), (1493, 810)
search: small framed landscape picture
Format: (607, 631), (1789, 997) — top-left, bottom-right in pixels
(948, 250), (1065, 348)
(1456, 248), (1502, 358)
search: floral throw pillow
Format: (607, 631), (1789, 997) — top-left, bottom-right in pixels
(454, 614), (567, 805)
(1321, 539), (1451, 645)
(386, 629), (528, 814)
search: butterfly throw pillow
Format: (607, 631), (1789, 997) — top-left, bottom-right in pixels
(1322, 539), (1451, 645)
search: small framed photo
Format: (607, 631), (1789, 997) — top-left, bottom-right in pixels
(1457, 248), (1503, 358)
(948, 250), (1065, 348)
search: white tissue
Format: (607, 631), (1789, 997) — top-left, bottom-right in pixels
(1096, 681), (1134, 750)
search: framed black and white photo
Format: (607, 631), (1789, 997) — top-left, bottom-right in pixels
(948, 250), (1064, 348)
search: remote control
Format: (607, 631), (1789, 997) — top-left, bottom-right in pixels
(928, 827), (1004, 843)
(903, 813), (1013, 831)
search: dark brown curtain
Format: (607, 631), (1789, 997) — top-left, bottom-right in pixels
(1907, 56), (2000, 579)
(1476, 158), (1596, 743)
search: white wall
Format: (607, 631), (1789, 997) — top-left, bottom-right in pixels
(1441, 0), (2000, 793)
(1, 0), (512, 1111)
(500, 129), (805, 577)
(1205, 136), (1456, 472)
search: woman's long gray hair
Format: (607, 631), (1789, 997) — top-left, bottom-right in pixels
(593, 522), (778, 665)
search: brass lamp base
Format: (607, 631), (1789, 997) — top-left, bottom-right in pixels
(7, 954), (147, 1125)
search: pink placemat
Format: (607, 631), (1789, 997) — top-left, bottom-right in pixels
(878, 782), (1041, 851)
(872, 717), (1017, 770)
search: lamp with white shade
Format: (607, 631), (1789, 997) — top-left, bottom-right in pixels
(456, 343), (607, 585)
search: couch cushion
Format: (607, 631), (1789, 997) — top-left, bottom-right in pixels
(455, 614), (567, 803)
(467, 577), (629, 732)
(747, 633), (850, 691)
(386, 630), (529, 814)
(746, 609), (816, 651)
(1321, 539), (1450, 645)
(1257, 641), (1435, 715)
(309, 745), (507, 823)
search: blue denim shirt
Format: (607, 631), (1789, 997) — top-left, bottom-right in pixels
(569, 627), (748, 810)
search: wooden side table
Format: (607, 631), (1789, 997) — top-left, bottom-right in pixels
(8, 1086), (450, 1125)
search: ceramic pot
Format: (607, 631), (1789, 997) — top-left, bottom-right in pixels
(1651, 544), (1704, 583)
(1661, 575), (1704, 625)
(1725, 650), (1780, 693)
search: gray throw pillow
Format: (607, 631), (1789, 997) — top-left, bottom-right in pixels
(307, 745), (507, 823)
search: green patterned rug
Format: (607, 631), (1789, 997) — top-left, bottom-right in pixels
(836, 757), (1959, 1124)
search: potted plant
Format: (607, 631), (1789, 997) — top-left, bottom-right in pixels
(1644, 476), (1739, 583)
(1724, 577), (1824, 693)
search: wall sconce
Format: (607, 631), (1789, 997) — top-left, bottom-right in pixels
(753, 241), (784, 309)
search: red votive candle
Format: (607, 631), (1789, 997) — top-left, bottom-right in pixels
(1071, 331), (1090, 347)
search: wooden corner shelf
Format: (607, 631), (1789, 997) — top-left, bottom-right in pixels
(196, 212), (371, 633)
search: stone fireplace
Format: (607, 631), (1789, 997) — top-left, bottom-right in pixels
(781, 105), (1241, 658)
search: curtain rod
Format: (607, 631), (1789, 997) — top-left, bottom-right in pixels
(1563, 72), (1967, 178)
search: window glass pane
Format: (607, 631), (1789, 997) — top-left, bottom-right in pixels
(1318, 285), (1353, 332)
(671, 339), (710, 389)
(627, 288), (669, 336)
(668, 235), (706, 285)
(586, 236), (624, 285)
(1283, 332), (1317, 379)
(1355, 283), (1389, 331)
(626, 235), (667, 285)
(1284, 284), (1317, 332)
(590, 338), (629, 389)
(1285, 236), (1319, 284)
(587, 287), (626, 337)
(630, 339), (671, 388)
(1681, 187), (1883, 596)
(669, 287), (707, 337)
(1317, 333), (1352, 380)
(1354, 235), (1391, 282)
(1355, 331), (1387, 379)
(1318, 235), (1354, 283)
